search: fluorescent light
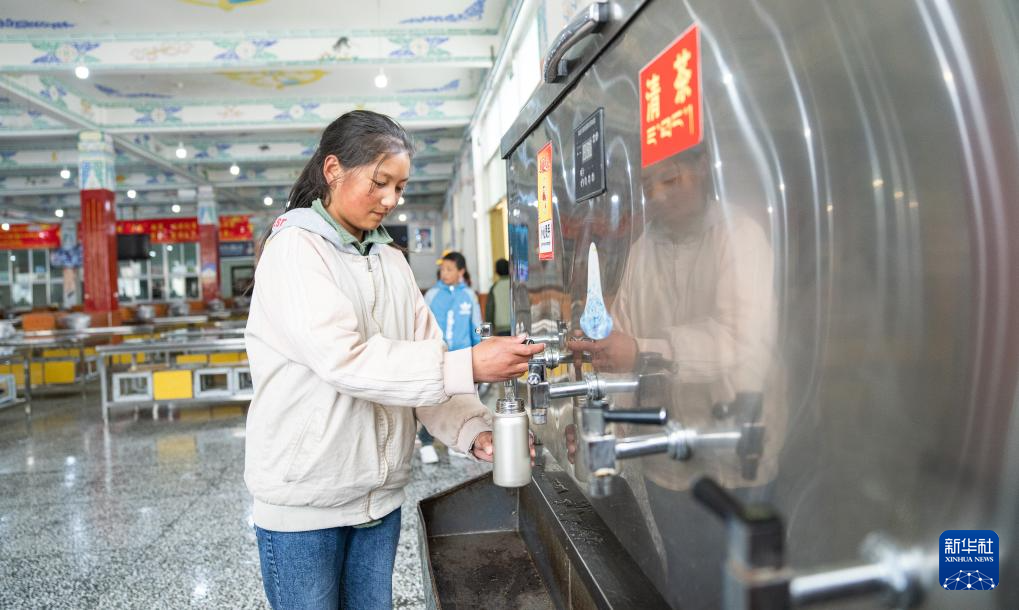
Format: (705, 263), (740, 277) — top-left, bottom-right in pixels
(397, 213), (407, 222)
(263, 196), (273, 206)
(374, 68), (388, 89)
(175, 142), (187, 159)
(166, 245), (174, 252)
(171, 204), (181, 214)
(229, 163), (240, 176)
(55, 208), (64, 218)
(126, 189), (137, 199)
(397, 197), (405, 205)
(59, 167), (71, 180)
(74, 65), (90, 79)
(1, 223), (9, 231)
(149, 251), (156, 258)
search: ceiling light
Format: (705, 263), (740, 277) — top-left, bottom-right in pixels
(59, 167), (71, 180)
(229, 163), (240, 176)
(166, 245), (174, 252)
(397, 213), (407, 222)
(171, 204), (181, 214)
(175, 142), (187, 159)
(397, 196), (405, 205)
(149, 251), (156, 258)
(1, 223), (9, 231)
(74, 65), (90, 80)
(374, 68), (388, 89)
(54, 208), (64, 218)
(127, 189), (137, 199)
(263, 196), (273, 206)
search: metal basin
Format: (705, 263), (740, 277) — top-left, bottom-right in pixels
(418, 461), (667, 609)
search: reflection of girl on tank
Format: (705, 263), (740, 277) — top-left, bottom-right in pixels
(574, 146), (779, 475)
(569, 145), (782, 608)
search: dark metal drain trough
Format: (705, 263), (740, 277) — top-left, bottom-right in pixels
(418, 464), (668, 609)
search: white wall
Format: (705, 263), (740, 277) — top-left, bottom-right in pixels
(443, 0), (543, 291)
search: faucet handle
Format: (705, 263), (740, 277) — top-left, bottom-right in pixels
(603, 407), (668, 426)
(693, 476), (786, 570)
(637, 352), (678, 375)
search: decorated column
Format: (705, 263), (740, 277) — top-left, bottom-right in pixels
(78, 131), (118, 324)
(58, 219), (81, 308)
(197, 185), (220, 302)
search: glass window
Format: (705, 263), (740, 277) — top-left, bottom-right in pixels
(12, 250), (29, 275)
(30, 250), (47, 277)
(150, 247), (164, 275)
(169, 276), (186, 300)
(184, 243), (199, 274)
(32, 283), (47, 307)
(51, 281), (64, 304)
(151, 278), (165, 300)
(0, 250), (9, 283)
(185, 277), (199, 299)
(0, 285), (10, 308)
(50, 252), (62, 279)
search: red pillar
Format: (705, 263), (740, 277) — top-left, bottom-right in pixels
(198, 225), (220, 301)
(197, 185), (220, 302)
(78, 132), (119, 325)
(80, 190), (118, 317)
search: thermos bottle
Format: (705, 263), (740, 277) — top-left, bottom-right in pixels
(477, 323), (532, 488)
(493, 391), (531, 487)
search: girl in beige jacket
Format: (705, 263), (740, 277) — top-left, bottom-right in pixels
(244, 110), (541, 609)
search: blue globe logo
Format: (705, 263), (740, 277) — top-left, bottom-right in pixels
(943, 571), (996, 591)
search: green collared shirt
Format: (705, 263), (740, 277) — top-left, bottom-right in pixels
(311, 199), (393, 256)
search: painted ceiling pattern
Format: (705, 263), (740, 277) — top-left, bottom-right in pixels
(0, 0), (508, 220)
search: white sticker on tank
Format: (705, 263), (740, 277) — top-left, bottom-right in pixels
(580, 242), (613, 340)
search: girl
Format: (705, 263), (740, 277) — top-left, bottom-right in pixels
(244, 110), (541, 609)
(418, 251), (482, 463)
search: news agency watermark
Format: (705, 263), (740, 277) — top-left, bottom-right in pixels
(940, 530), (999, 591)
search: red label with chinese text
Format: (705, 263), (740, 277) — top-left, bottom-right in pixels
(640, 25), (702, 168)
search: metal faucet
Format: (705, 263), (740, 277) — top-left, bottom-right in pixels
(579, 393), (767, 498)
(692, 477), (935, 609)
(522, 320), (571, 424)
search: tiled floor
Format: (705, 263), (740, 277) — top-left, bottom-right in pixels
(0, 390), (491, 609)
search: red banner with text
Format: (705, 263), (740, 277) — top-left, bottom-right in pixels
(0, 223), (62, 249)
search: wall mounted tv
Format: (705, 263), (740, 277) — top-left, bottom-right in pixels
(117, 234), (151, 261)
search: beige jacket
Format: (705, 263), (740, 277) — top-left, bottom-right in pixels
(244, 211), (491, 531)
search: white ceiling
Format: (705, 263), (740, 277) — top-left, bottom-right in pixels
(0, 0), (511, 220)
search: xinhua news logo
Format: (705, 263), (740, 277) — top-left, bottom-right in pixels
(940, 530), (999, 592)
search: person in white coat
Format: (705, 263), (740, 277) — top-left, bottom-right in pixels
(244, 110), (542, 609)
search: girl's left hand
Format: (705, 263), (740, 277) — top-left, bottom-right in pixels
(470, 431), (537, 463)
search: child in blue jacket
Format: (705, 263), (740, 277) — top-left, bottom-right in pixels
(418, 251), (482, 462)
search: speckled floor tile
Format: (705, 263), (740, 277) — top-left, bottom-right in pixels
(0, 386), (495, 609)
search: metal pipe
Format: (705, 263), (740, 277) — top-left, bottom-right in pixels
(691, 431), (742, 450)
(615, 433), (672, 459)
(790, 563), (890, 606)
(549, 380), (590, 399)
(596, 378), (639, 396)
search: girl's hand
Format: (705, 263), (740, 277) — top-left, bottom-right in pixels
(471, 336), (544, 382)
(470, 430), (537, 463)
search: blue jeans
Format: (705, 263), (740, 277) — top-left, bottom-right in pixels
(255, 507), (402, 610)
